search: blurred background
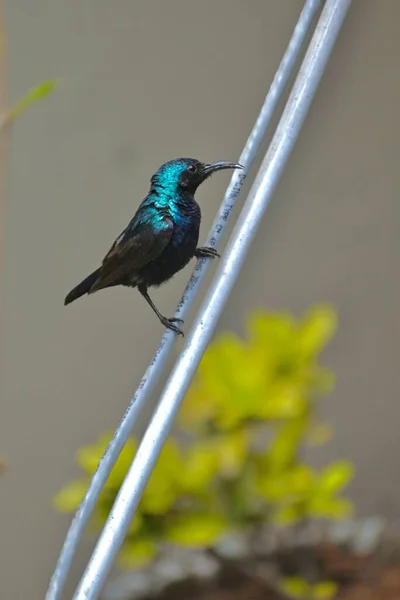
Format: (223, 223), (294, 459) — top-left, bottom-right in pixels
(2, 1), (400, 599)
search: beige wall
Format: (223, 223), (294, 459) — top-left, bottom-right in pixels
(2, 1), (400, 598)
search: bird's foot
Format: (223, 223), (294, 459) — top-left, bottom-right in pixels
(161, 316), (184, 336)
(195, 246), (220, 259)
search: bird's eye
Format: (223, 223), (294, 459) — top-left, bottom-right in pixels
(187, 164), (197, 173)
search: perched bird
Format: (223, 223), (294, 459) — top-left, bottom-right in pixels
(64, 157), (243, 335)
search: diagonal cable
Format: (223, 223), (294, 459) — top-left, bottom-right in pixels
(46, 1), (323, 598)
(72, 0), (352, 598)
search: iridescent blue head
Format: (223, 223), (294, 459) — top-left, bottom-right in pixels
(151, 158), (243, 195)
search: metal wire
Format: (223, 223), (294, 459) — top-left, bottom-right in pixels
(69, 1), (352, 598)
(46, 2), (323, 598)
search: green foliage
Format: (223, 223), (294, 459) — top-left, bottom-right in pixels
(280, 577), (338, 599)
(55, 305), (354, 570)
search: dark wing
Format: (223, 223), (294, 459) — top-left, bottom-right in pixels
(90, 217), (173, 291)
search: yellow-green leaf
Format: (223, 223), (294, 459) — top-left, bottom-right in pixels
(313, 581), (338, 599)
(256, 465), (314, 502)
(216, 430), (250, 477)
(117, 539), (157, 570)
(165, 513), (227, 547)
(260, 386), (307, 420)
(8, 79), (56, 121)
(273, 505), (304, 525)
(180, 383), (218, 427)
(53, 479), (88, 512)
(297, 305), (337, 357)
(141, 438), (183, 513)
(280, 576), (310, 598)
(105, 439), (137, 489)
(76, 444), (100, 474)
(308, 496), (353, 519)
(317, 461), (354, 494)
(75, 434), (110, 474)
(127, 513), (143, 535)
(141, 484), (177, 515)
(150, 438), (183, 485)
(181, 444), (219, 492)
(248, 311), (295, 348)
(75, 433), (138, 489)
(268, 419), (307, 471)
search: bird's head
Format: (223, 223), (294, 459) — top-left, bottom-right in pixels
(151, 158), (244, 195)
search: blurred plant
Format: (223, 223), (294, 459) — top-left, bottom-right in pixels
(55, 305), (354, 573)
(0, 79), (56, 132)
(280, 577), (338, 599)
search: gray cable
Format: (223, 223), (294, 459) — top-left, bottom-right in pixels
(72, 0), (352, 598)
(45, 2), (322, 598)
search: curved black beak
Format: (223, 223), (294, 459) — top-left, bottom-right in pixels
(202, 161), (244, 177)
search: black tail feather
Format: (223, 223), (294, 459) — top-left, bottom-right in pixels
(64, 269), (101, 305)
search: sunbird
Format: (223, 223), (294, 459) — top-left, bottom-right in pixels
(65, 158), (243, 335)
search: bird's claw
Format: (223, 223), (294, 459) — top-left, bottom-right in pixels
(162, 317), (184, 336)
(195, 246), (220, 259)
